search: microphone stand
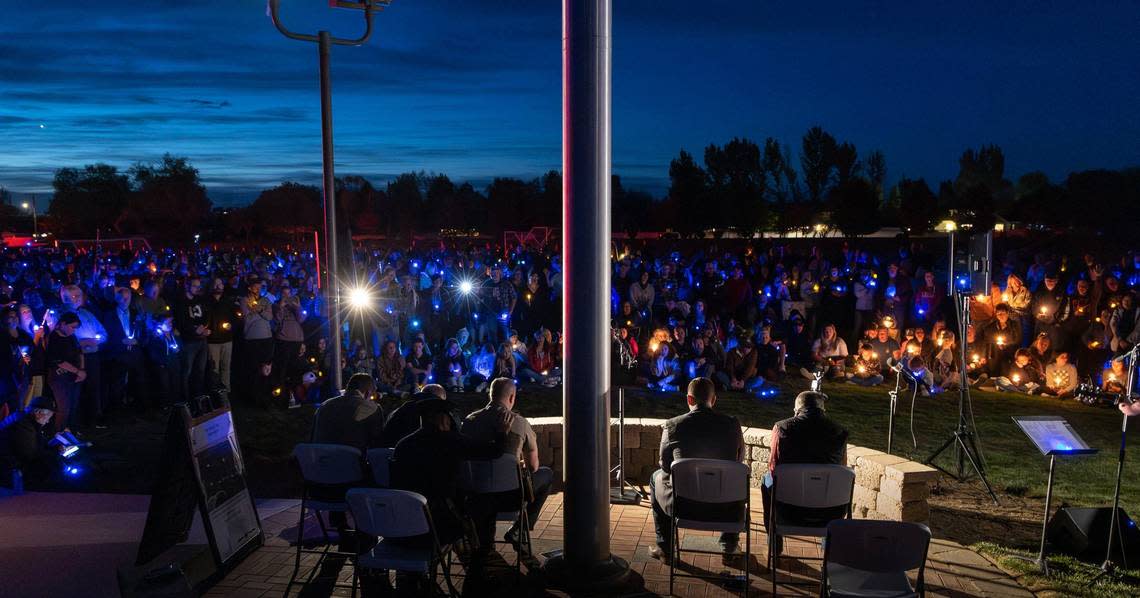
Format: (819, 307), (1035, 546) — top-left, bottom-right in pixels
(1091, 343), (1138, 584)
(887, 368), (902, 455)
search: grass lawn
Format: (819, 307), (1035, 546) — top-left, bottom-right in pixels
(975, 542), (1140, 597)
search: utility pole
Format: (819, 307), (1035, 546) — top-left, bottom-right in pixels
(268, 0), (393, 391)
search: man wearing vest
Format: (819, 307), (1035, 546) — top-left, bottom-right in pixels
(648, 377), (745, 562)
(763, 390), (849, 554)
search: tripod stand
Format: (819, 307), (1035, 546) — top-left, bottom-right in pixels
(1091, 343), (1138, 584)
(926, 292), (999, 504)
(610, 387), (646, 504)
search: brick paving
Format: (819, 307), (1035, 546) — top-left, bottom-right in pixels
(210, 491), (1031, 597)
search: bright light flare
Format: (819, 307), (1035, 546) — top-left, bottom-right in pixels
(458, 280), (474, 295)
(348, 286), (373, 310)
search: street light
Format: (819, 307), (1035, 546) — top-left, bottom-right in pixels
(267, 0), (395, 392)
(20, 196), (37, 237)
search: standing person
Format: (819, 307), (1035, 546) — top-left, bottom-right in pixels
(0, 308), (33, 415)
(647, 377), (745, 562)
(135, 280), (169, 333)
(1032, 271), (1069, 349)
(462, 378), (555, 554)
(100, 288), (143, 416)
(45, 312), (85, 433)
(59, 285), (106, 428)
(487, 267), (518, 344)
(239, 278), (274, 404)
(146, 314), (182, 407)
(272, 285), (306, 391)
(174, 277), (210, 401)
(205, 278), (237, 394)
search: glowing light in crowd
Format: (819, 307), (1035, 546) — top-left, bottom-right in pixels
(458, 280), (474, 295)
(349, 286), (373, 310)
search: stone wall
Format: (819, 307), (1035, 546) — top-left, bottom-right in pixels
(528, 416), (938, 524)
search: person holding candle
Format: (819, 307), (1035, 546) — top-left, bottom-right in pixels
(205, 277), (236, 394)
(1101, 357), (1129, 397)
(1108, 292), (1140, 353)
(964, 324), (989, 386)
(1042, 353), (1078, 399)
(1032, 271), (1068, 348)
(995, 349), (1041, 394)
(932, 330), (961, 390)
(981, 303), (1020, 376)
(848, 342), (884, 387)
(1028, 332), (1054, 379)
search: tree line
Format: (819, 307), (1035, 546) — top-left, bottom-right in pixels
(4, 125), (1138, 243)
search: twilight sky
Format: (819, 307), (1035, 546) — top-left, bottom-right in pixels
(1, 1), (1138, 206)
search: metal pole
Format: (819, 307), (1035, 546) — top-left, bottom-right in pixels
(947, 232), (955, 296)
(319, 30), (343, 392)
(544, 0), (630, 588)
(1038, 454), (1056, 575)
(31, 195), (37, 238)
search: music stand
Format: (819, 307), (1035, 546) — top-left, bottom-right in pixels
(610, 387), (646, 504)
(1012, 416), (1098, 575)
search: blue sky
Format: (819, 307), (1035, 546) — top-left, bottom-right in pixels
(1, 1), (1138, 206)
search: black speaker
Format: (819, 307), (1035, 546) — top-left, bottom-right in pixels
(1046, 507), (1140, 564)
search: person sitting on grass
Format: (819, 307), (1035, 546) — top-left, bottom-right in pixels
(932, 330), (961, 390)
(716, 333), (762, 392)
(688, 335), (716, 380)
(437, 338), (469, 393)
(645, 342), (680, 392)
(868, 325), (901, 368)
(1103, 357), (1127, 395)
(801, 323), (848, 380)
(847, 342), (884, 387)
(1042, 352), (1078, 399)
(995, 349), (1041, 394)
(964, 323), (989, 387)
(753, 325), (785, 381)
(903, 355), (936, 396)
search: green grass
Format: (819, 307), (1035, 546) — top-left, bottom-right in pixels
(975, 542), (1140, 597)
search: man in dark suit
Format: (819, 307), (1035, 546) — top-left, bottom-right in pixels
(763, 391), (849, 553)
(380, 383), (457, 448)
(648, 377), (745, 562)
(311, 373), (385, 451)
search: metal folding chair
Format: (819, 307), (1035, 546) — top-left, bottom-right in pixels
(460, 454), (532, 578)
(768, 463), (855, 596)
(366, 447), (394, 488)
(288, 443), (365, 590)
(667, 458), (753, 596)
(822, 520), (931, 598)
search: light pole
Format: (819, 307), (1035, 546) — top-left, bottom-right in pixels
(21, 196), (37, 238)
(268, 0), (393, 392)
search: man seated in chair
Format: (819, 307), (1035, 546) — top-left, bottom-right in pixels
(763, 390), (849, 554)
(380, 383), (456, 447)
(461, 377), (555, 553)
(648, 376), (745, 562)
(311, 373), (386, 452)
(390, 396), (511, 587)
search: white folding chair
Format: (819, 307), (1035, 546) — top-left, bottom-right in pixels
(289, 443), (365, 588)
(460, 454), (532, 577)
(346, 488), (456, 598)
(668, 458), (752, 597)
(822, 520), (931, 598)
(768, 463), (855, 596)
(366, 447), (394, 488)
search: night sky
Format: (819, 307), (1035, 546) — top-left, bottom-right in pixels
(2, 1), (1138, 206)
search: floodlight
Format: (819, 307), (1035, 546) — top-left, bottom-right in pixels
(348, 286), (373, 310)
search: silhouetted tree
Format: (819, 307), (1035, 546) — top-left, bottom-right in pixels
(833, 141), (861, 185)
(800, 126), (838, 203)
(865, 150), (887, 201)
(704, 137), (766, 235)
(828, 178), (879, 237)
(668, 149), (707, 236)
(895, 178), (938, 234)
(249, 182), (321, 230)
(49, 163), (132, 238)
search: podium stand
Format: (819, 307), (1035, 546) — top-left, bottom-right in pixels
(1013, 416), (1098, 575)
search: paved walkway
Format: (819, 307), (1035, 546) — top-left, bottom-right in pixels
(211, 490), (1031, 597)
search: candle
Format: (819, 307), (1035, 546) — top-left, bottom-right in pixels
(975, 293), (987, 302)
(996, 336), (1005, 347)
(649, 340), (660, 353)
(971, 353), (980, 363)
(1040, 306), (1048, 315)
(1110, 374), (1118, 382)
(857, 365), (866, 374)
(1002, 293), (1010, 302)
(1012, 374), (1020, 384)
(221, 322), (231, 330)
(1054, 375), (1062, 387)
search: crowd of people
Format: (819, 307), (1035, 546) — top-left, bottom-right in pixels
(0, 237), (1138, 444)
